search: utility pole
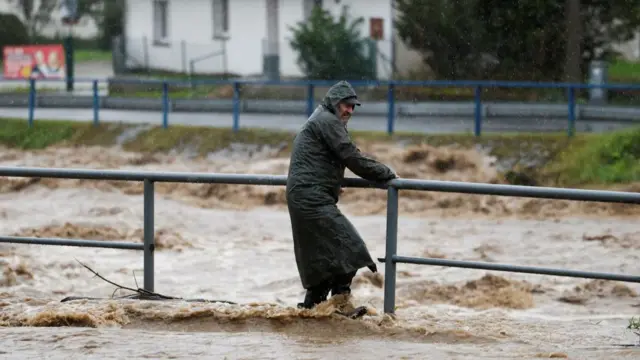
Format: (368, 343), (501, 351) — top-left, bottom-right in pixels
(264, 0), (280, 80)
(565, 0), (582, 83)
(61, 0), (78, 92)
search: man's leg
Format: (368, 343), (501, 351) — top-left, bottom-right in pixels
(297, 280), (331, 309)
(330, 270), (357, 296)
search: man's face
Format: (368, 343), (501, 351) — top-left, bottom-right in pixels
(336, 101), (355, 124)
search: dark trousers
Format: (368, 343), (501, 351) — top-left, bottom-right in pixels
(298, 271), (357, 309)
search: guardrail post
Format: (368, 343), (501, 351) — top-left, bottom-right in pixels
(306, 83), (314, 118)
(92, 80), (99, 126)
(386, 82), (395, 135)
(162, 81), (169, 129)
(383, 185), (399, 314)
(232, 81), (240, 132)
(567, 86), (575, 137)
(28, 78), (36, 128)
(143, 179), (155, 292)
(474, 85), (482, 137)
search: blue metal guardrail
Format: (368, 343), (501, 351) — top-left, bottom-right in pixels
(2, 77), (640, 137)
(0, 166), (639, 314)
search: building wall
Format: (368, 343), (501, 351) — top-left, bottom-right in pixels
(123, 0), (398, 78)
(124, 0), (265, 75)
(393, 32), (423, 79)
(612, 31), (640, 61)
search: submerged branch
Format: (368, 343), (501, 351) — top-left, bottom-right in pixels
(59, 259), (236, 305)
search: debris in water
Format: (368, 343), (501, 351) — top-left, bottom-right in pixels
(62, 259), (237, 305)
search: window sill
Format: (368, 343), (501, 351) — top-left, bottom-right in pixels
(213, 33), (230, 41)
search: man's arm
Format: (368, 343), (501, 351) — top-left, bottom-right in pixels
(316, 117), (397, 182)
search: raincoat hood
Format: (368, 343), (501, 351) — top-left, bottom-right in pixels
(322, 80), (361, 113)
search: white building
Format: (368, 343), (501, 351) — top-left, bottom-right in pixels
(122, 0), (414, 79)
(613, 31), (640, 61)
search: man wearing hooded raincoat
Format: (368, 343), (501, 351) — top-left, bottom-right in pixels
(286, 80), (398, 309)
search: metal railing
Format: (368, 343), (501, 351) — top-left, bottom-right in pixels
(1, 166), (640, 314)
(2, 77), (640, 137)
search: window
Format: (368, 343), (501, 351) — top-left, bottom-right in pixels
(153, 0), (169, 44)
(303, 0), (322, 20)
(212, 0), (229, 39)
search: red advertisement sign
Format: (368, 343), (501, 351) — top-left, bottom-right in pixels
(2, 44), (66, 79)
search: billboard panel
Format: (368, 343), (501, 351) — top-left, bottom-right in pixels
(2, 44), (66, 79)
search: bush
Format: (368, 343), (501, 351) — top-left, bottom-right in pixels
(288, 5), (376, 80)
(544, 127), (640, 186)
(98, 0), (124, 50)
(0, 13), (29, 50)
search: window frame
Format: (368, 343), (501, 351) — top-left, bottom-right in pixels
(212, 0), (230, 40)
(152, 0), (170, 46)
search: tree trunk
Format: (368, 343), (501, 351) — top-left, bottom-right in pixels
(565, 0), (582, 82)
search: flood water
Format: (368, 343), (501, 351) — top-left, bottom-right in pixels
(1, 144), (640, 359)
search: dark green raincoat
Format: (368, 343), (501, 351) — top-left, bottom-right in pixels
(286, 81), (397, 289)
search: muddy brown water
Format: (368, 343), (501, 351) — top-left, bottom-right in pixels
(1, 144), (640, 359)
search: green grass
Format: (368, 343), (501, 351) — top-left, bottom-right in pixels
(609, 59), (640, 82)
(0, 49), (110, 68)
(74, 50), (112, 62)
(0, 117), (573, 155)
(122, 125), (297, 154)
(1, 117), (639, 188)
(541, 127), (640, 187)
(0, 118), (127, 149)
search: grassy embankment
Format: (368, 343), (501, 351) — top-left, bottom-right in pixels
(1, 117), (639, 189)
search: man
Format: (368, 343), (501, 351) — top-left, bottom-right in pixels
(286, 80), (398, 309)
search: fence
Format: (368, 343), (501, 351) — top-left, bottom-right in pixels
(2, 77), (640, 137)
(116, 36), (229, 75)
(1, 166), (640, 314)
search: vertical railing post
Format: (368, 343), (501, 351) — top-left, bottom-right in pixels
(474, 85), (482, 137)
(143, 179), (155, 292)
(383, 185), (399, 314)
(567, 85), (575, 138)
(386, 82), (395, 135)
(306, 83), (314, 118)
(92, 80), (99, 126)
(162, 81), (169, 129)
(28, 78), (36, 128)
(232, 81), (240, 132)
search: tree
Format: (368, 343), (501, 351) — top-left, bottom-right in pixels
(5, 0), (106, 39)
(475, 0), (567, 80)
(581, 0), (640, 61)
(395, 0), (640, 81)
(74, 0), (104, 21)
(7, 0), (59, 39)
(0, 13), (30, 49)
(288, 5), (376, 80)
(565, 0), (583, 83)
(394, 0), (489, 80)
(97, 0), (124, 50)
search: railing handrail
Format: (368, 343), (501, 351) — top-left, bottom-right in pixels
(1, 76), (640, 90)
(1, 165), (639, 314)
(1, 166), (640, 204)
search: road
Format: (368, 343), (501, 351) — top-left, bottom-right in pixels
(0, 59), (638, 134)
(1, 106), (637, 134)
